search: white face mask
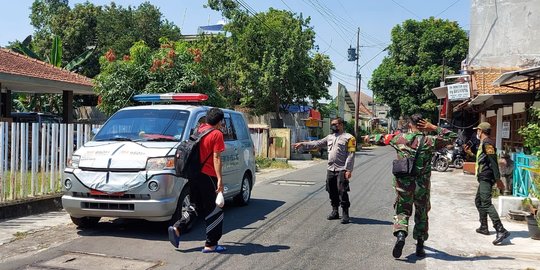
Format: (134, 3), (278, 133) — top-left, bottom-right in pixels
(476, 131), (481, 140)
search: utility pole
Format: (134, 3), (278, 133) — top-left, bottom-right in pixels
(355, 28), (361, 138)
(348, 28), (361, 138)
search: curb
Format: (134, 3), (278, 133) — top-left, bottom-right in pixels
(0, 194), (63, 220)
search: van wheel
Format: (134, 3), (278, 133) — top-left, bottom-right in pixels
(70, 216), (100, 228)
(234, 174), (252, 206)
(168, 187), (194, 232)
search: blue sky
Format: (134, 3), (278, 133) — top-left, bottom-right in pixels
(0, 0), (470, 99)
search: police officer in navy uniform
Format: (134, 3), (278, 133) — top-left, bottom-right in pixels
(464, 122), (510, 245)
(293, 117), (356, 224)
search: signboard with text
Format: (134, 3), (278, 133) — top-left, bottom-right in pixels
(447, 83), (470, 101)
(502, 121), (510, 139)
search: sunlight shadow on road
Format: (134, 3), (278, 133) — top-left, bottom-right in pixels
(178, 242), (290, 255)
(75, 198), (285, 243)
(397, 246), (515, 264)
(349, 217), (392, 225)
(505, 230), (530, 241)
(426, 245), (515, 261)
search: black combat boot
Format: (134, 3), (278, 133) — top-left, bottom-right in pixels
(475, 217), (490, 235)
(493, 220), (510, 245)
(415, 239), (426, 257)
(327, 207), (339, 220)
(341, 208), (350, 224)
(392, 231), (406, 258)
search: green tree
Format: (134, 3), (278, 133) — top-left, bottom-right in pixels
(94, 40), (226, 116)
(319, 98), (338, 119)
(369, 17), (468, 119)
(226, 8), (333, 117)
(26, 0), (181, 78)
(195, 34), (239, 107)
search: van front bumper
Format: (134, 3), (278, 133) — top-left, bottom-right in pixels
(62, 169), (186, 222)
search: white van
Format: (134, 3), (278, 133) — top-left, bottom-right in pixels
(62, 93), (256, 228)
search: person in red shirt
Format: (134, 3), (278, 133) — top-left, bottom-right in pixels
(168, 107), (226, 253)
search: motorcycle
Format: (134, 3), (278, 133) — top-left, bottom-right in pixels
(432, 149), (450, 172)
(443, 142), (465, 169)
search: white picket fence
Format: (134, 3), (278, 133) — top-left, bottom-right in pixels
(0, 122), (99, 202)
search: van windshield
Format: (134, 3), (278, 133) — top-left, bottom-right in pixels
(94, 109), (190, 142)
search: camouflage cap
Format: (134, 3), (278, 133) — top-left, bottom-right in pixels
(473, 122), (491, 131)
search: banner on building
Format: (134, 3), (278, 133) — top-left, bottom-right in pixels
(447, 83), (470, 101)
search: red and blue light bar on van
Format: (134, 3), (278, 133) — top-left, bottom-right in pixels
(133, 93), (208, 103)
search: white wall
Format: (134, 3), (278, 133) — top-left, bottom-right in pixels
(469, 0), (540, 68)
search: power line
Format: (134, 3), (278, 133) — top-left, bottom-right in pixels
(390, 0), (422, 19)
(331, 73), (356, 88)
(301, 0), (352, 44)
(360, 47), (388, 69)
(279, 0), (348, 59)
(435, 0), (461, 17)
(312, 0), (388, 49)
(307, 0), (388, 49)
(234, 0), (273, 32)
(334, 69), (356, 78)
(336, 0), (357, 27)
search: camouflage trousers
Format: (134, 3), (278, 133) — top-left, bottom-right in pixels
(393, 174), (431, 241)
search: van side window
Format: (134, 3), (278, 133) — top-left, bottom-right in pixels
(189, 114), (207, 136)
(222, 117), (236, 141)
(231, 114), (249, 140)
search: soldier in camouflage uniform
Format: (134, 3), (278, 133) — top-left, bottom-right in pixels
(389, 114), (457, 258)
(293, 117), (356, 224)
(464, 122), (510, 245)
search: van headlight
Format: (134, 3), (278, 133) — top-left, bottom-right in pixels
(146, 157), (175, 171)
(68, 156), (81, 169)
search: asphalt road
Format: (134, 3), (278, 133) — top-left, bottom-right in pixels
(1, 146), (426, 270)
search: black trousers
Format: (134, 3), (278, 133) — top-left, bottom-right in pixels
(326, 170), (350, 209)
(475, 177), (501, 223)
(174, 173), (223, 247)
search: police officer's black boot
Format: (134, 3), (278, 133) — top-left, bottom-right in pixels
(415, 239), (426, 257)
(341, 208), (350, 224)
(493, 220), (510, 245)
(475, 217), (490, 235)
(327, 206), (339, 220)
(392, 231), (406, 258)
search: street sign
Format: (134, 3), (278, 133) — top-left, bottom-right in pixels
(447, 83), (470, 101)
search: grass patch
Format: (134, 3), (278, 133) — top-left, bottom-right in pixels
(492, 187), (501, 198)
(256, 157), (293, 170)
(13, 231), (28, 240)
(1, 170), (61, 200)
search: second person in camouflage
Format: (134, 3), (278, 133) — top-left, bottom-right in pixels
(389, 114), (457, 258)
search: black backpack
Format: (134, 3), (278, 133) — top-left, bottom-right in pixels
(174, 128), (215, 179)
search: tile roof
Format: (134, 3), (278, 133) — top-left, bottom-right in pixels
(348, 91), (373, 107)
(359, 102), (373, 116)
(470, 67), (528, 95)
(0, 47), (93, 87)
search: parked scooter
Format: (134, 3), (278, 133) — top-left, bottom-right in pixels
(432, 149), (450, 172)
(443, 140), (465, 169)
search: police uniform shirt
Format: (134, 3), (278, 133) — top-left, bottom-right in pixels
(475, 138), (501, 180)
(302, 133), (356, 172)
